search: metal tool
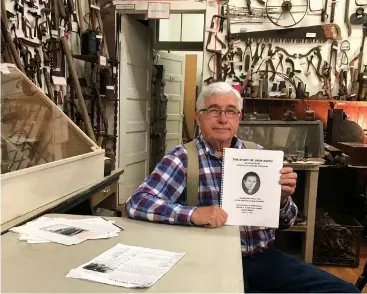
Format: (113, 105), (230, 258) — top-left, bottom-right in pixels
(246, 0), (252, 14)
(350, 7), (367, 25)
(231, 24), (342, 43)
(275, 54), (284, 73)
(357, 22), (367, 73)
(330, 0), (336, 23)
(321, 0), (328, 22)
(339, 40), (350, 67)
(305, 55), (320, 80)
(345, 0), (352, 37)
(358, 66), (367, 101)
(265, 0), (308, 28)
(329, 41), (338, 73)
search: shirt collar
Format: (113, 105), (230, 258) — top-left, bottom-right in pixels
(198, 135), (243, 155)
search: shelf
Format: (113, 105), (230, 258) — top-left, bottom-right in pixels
(284, 223), (307, 232)
(244, 97), (367, 106)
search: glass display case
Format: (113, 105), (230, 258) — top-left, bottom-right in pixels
(237, 120), (324, 158)
(1, 64), (105, 227)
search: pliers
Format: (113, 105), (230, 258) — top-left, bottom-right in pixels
(275, 53), (284, 73)
(305, 55), (321, 81)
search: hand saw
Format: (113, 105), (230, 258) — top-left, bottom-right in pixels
(231, 24), (341, 43)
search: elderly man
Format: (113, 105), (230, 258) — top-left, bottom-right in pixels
(125, 82), (359, 293)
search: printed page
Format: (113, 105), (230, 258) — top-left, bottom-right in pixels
(67, 244), (185, 288)
(11, 217), (121, 245)
(221, 148), (284, 228)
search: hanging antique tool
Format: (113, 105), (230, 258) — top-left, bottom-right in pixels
(231, 24), (341, 43)
(330, 0), (336, 23)
(339, 40), (350, 67)
(345, 0), (352, 36)
(357, 22), (367, 74)
(350, 7), (367, 25)
(338, 70), (348, 100)
(329, 41), (338, 74)
(299, 47), (323, 81)
(60, 36), (96, 143)
(358, 66), (367, 101)
(265, 0), (308, 28)
(1, 2), (25, 73)
(321, 0), (328, 22)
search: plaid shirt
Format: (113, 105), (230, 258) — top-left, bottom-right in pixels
(125, 135), (298, 256)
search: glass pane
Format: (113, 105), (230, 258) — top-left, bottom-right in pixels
(1, 64), (95, 174)
(237, 121), (323, 158)
(159, 14), (181, 41)
(181, 14), (204, 42)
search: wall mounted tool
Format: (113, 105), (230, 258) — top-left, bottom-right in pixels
(265, 0), (308, 28)
(350, 7), (367, 25)
(345, 0), (352, 36)
(231, 24), (341, 43)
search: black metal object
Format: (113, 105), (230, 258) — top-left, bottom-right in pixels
(150, 65), (167, 173)
(231, 24), (341, 44)
(266, 0), (308, 28)
(313, 210), (363, 267)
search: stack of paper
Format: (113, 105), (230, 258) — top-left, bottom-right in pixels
(67, 244), (185, 288)
(10, 216), (122, 245)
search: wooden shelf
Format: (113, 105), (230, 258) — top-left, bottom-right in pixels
(284, 223), (307, 232)
(244, 97), (367, 106)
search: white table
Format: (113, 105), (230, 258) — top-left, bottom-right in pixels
(1, 214), (244, 293)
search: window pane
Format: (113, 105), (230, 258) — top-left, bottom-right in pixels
(159, 14), (181, 41)
(181, 14), (204, 42)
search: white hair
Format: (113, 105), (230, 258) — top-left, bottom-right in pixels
(196, 82), (243, 111)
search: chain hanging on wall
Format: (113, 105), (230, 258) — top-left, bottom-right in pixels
(266, 0), (308, 28)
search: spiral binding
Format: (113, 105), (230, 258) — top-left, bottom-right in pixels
(219, 148), (226, 208)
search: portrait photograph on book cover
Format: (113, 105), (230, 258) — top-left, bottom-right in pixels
(242, 172), (260, 195)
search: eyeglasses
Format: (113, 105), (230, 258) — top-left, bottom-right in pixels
(199, 108), (241, 118)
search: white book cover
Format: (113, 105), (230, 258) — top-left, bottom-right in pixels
(221, 148), (284, 228)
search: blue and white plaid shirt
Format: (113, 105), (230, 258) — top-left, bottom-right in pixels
(125, 135), (298, 256)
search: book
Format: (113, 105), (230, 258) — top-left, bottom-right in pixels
(220, 148), (284, 228)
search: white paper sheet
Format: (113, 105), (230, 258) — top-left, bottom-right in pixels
(10, 217), (122, 245)
(67, 244), (185, 288)
(221, 148), (284, 228)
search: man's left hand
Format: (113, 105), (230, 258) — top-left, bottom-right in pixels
(280, 167), (297, 205)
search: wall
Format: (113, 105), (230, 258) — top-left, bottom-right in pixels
(203, 0), (366, 93)
(159, 13), (205, 42)
(203, 1), (367, 131)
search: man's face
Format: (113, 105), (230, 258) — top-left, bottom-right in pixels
(244, 176), (257, 190)
(195, 94), (241, 144)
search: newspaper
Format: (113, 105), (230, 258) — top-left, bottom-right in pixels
(10, 216), (121, 245)
(67, 243), (185, 288)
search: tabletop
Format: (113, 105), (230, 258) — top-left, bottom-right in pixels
(1, 214), (244, 293)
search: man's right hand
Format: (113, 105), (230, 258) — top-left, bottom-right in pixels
(190, 206), (228, 228)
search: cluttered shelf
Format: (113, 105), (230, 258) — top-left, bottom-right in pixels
(244, 98), (367, 107)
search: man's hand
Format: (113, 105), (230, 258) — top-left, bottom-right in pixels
(280, 167), (297, 206)
(190, 206), (228, 228)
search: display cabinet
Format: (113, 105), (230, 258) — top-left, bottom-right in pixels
(237, 120), (324, 263)
(237, 120), (324, 158)
(1, 63), (105, 227)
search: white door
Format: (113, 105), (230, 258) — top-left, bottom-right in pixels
(118, 15), (152, 204)
(157, 52), (185, 154)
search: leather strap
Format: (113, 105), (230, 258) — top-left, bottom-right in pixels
(184, 141), (199, 206)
